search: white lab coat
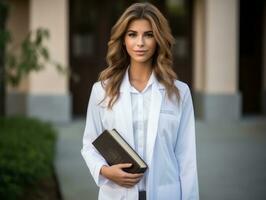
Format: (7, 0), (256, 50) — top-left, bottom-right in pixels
(81, 72), (199, 200)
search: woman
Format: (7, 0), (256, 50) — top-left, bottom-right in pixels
(81, 2), (199, 200)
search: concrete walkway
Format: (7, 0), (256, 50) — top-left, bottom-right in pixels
(54, 117), (266, 200)
(54, 120), (98, 200)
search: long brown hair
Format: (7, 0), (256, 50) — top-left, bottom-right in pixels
(99, 2), (180, 109)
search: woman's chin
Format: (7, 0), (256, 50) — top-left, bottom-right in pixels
(131, 57), (152, 64)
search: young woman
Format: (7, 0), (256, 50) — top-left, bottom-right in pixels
(81, 2), (199, 200)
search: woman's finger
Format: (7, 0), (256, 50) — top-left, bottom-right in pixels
(116, 163), (132, 169)
(124, 177), (141, 184)
(124, 172), (144, 179)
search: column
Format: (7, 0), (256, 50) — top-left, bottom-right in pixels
(6, 0), (29, 115)
(193, 0), (241, 120)
(27, 0), (71, 122)
(262, 2), (266, 114)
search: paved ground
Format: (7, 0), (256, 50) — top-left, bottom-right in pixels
(54, 121), (98, 200)
(196, 118), (266, 200)
(54, 117), (266, 200)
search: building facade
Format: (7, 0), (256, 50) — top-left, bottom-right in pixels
(6, 0), (266, 122)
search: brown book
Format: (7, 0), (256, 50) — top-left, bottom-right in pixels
(92, 129), (148, 173)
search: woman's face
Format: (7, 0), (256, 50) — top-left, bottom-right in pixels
(124, 19), (157, 65)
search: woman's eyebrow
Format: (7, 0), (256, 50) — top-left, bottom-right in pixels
(127, 30), (136, 33)
(126, 30), (153, 33)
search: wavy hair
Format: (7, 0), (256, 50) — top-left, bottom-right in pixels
(99, 2), (180, 109)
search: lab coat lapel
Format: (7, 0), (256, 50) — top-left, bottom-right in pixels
(118, 91), (135, 148)
(117, 70), (164, 164)
(146, 81), (163, 167)
(117, 71), (135, 149)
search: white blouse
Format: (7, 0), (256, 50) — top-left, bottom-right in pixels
(129, 71), (155, 191)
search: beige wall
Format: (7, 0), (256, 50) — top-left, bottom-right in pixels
(7, 0), (30, 92)
(193, 0), (206, 92)
(193, 0), (238, 94)
(263, 3), (266, 90)
(29, 0), (69, 94)
(7, 0), (69, 95)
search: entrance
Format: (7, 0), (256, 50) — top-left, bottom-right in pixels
(239, 0), (265, 115)
(69, 0), (193, 116)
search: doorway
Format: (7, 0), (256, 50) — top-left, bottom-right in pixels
(239, 0), (264, 115)
(69, 0), (194, 116)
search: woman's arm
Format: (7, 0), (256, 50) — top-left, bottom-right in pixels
(81, 83), (143, 188)
(174, 84), (199, 200)
(81, 83), (109, 187)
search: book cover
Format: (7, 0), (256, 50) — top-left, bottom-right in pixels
(92, 129), (148, 173)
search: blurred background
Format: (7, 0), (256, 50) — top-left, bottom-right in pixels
(3, 0), (266, 121)
(1, 0), (266, 200)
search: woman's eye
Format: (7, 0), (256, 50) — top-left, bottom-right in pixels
(145, 33), (154, 38)
(128, 33), (136, 37)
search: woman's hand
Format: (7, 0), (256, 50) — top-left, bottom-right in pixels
(100, 163), (144, 188)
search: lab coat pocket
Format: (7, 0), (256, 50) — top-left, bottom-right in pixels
(159, 104), (179, 121)
(160, 108), (176, 115)
(158, 108), (180, 144)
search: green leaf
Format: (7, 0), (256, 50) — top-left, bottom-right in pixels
(5, 27), (71, 87)
(5, 54), (16, 69)
(55, 63), (64, 73)
(39, 47), (49, 60)
(42, 28), (50, 39)
(0, 30), (11, 48)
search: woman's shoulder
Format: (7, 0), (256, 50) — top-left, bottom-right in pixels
(90, 81), (106, 98)
(172, 80), (193, 107)
(92, 79), (111, 91)
(89, 81), (108, 106)
(174, 79), (191, 97)
(92, 81), (104, 91)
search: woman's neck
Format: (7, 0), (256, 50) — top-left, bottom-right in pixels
(129, 62), (152, 82)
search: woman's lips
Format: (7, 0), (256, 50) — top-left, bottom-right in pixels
(134, 50), (147, 55)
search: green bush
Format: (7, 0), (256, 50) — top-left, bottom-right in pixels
(0, 116), (57, 200)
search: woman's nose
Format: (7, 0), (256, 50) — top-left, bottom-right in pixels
(136, 36), (144, 47)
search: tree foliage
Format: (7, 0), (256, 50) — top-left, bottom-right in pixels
(5, 28), (71, 86)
